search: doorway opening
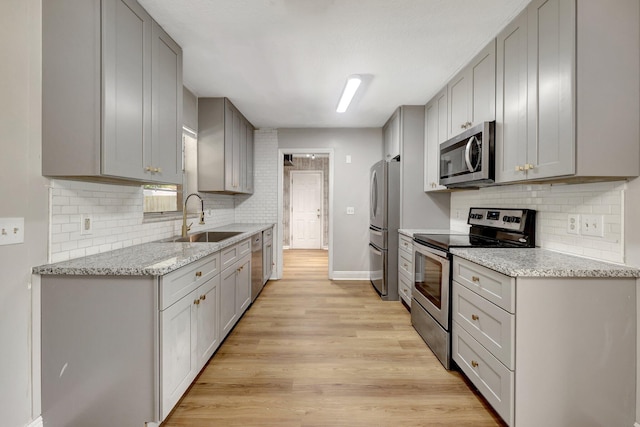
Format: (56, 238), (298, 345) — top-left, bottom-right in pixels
(277, 149), (334, 279)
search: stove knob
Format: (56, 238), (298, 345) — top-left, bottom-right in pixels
(513, 217), (521, 223)
(503, 216), (510, 222)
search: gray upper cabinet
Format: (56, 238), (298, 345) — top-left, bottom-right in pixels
(150, 21), (183, 184)
(424, 88), (448, 192)
(495, 9), (529, 183)
(383, 109), (401, 160)
(496, 0), (639, 184)
(42, 0), (183, 185)
(447, 40), (496, 138)
(198, 98), (255, 194)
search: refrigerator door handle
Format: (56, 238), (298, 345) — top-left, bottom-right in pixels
(370, 170), (378, 219)
(369, 244), (383, 256)
(369, 228), (383, 237)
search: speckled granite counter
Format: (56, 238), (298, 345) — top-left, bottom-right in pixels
(450, 247), (640, 278)
(33, 223), (274, 276)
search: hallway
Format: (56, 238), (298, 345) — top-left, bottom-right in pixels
(163, 249), (503, 426)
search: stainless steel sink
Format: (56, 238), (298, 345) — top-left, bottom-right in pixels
(163, 231), (243, 243)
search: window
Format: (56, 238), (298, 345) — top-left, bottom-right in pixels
(143, 128), (197, 216)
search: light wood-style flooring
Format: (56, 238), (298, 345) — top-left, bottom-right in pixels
(163, 249), (505, 426)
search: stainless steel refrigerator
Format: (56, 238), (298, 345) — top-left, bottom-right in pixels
(369, 159), (400, 300)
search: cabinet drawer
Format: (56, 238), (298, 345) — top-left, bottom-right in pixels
(453, 323), (513, 426)
(453, 257), (515, 313)
(398, 274), (412, 306)
(398, 249), (413, 279)
(237, 238), (251, 257)
(221, 243), (239, 270)
(452, 282), (514, 369)
(399, 234), (413, 253)
(160, 252), (220, 310)
(263, 227), (273, 240)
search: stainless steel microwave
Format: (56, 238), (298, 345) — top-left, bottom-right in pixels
(439, 121), (495, 188)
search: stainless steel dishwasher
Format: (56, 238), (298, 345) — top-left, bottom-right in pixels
(250, 233), (264, 302)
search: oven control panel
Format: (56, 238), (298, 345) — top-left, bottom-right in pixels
(467, 208), (529, 231)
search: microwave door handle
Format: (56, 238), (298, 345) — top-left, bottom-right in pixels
(464, 136), (477, 172)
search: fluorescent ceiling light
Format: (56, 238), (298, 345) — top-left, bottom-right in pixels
(336, 75), (362, 113)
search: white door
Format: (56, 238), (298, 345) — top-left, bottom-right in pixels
(290, 171), (322, 249)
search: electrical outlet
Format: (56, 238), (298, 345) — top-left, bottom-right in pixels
(581, 214), (603, 237)
(0, 217), (24, 245)
(346, 207), (355, 215)
(567, 214), (580, 235)
(80, 214), (93, 235)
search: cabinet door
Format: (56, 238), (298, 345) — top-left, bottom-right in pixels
(239, 119), (247, 192)
(424, 88), (447, 191)
(102, 0), (151, 180)
(150, 21), (182, 184)
(384, 109), (401, 160)
(245, 124), (254, 194)
(196, 275), (220, 367)
(526, 0), (575, 180)
(470, 40), (496, 126)
(223, 102), (235, 192)
(220, 265), (238, 339)
(236, 255), (252, 315)
(495, 10), (529, 183)
(447, 68), (470, 138)
(160, 290), (197, 420)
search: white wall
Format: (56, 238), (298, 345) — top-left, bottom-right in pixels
(278, 128), (383, 276)
(0, 1), (47, 425)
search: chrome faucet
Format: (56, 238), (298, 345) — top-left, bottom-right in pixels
(182, 193), (205, 237)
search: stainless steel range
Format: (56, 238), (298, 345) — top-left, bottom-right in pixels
(411, 207), (536, 369)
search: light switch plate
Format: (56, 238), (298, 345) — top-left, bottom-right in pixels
(581, 214), (603, 237)
(0, 217), (25, 245)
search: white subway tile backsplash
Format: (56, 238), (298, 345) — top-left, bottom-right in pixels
(451, 180), (628, 263)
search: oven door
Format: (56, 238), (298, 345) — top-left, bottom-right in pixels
(413, 242), (450, 330)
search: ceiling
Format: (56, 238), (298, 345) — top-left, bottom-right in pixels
(138, 0), (530, 129)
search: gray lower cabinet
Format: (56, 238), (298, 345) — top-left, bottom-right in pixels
(220, 253), (252, 339)
(198, 98), (255, 194)
(451, 257), (635, 426)
(42, 0), (182, 184)
(495, 0), (639, 183)
(41, 240), (255, 426)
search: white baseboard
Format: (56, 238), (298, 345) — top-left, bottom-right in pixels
(331, 271), (370, 280)
(26, 416), (43, 427)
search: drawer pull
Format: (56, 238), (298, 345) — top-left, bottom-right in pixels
(471, 314), (479, 321)
(194, 299), (200, 305)
(200, 294), (206, 301)
(403, 263), (409, 269)
(195, 271), (203, 277)
(471, 276), (480, 282)
(471, 360), (479, 368)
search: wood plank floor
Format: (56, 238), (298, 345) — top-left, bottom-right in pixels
(163, 249), (505, 427)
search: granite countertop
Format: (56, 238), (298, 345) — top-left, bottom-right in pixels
(450, 247), (640, 278)
(33, 223), (274, 276)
